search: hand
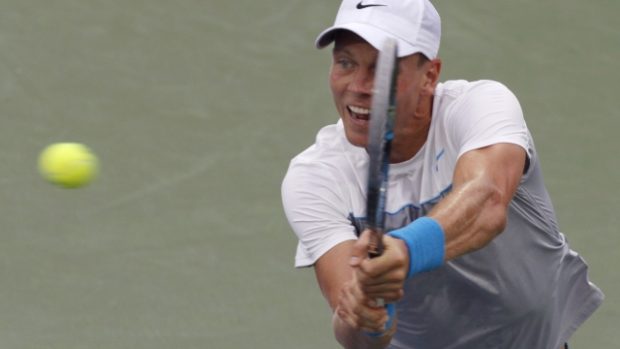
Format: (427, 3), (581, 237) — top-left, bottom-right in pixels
(335, 274), (391, 333)
(350, 229), (409, 303)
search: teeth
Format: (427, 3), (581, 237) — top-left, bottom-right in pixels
(349, 105), (370, 115)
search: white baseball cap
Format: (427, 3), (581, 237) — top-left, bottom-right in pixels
(315, 0), (441, 58)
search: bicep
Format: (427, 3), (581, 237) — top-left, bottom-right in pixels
(453, 143), (526, 206)
(431, 143), (527, 259)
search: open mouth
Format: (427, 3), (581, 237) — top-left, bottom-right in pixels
(347, 105), (370, 121)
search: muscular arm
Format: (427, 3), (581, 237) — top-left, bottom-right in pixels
(430, 142), (526, 260)
(354, 143), (527, 300)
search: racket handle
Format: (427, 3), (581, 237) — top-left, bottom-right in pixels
(367, 229), (384, 258)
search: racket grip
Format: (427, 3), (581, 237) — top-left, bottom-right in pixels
(367, 229), (384, 258)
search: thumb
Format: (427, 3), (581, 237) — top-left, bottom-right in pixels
(350, 229), (372, 267)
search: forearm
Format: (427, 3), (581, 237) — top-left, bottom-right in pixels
(333, 311), (394, 349)
(430, 175), (507, 261)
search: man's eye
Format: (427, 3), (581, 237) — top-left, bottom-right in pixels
(337, 59), (354, 70)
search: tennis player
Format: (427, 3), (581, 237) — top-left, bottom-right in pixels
(281, 0), (603, 348)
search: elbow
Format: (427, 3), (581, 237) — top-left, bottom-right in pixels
(484, 183), (509, 238)
(470, 182), (509, 250)
(470, 207), (507, 252)
(491, 206), (508, 236)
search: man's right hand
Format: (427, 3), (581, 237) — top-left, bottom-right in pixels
(335, 273), (392, 333)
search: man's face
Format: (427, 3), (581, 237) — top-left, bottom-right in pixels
(329, 31), (431, 150)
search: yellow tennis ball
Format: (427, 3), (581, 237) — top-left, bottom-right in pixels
(38, 143), (98, 188)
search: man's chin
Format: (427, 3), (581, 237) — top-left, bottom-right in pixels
(344, 133), (367, 148)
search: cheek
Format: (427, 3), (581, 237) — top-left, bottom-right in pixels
(329, 75), (348, 110)
(329, 72), (344, 94)
(329, 75), (337, 95)
(395, 91), (413, 116)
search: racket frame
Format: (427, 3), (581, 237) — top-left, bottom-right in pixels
(365, 38), (399, 258)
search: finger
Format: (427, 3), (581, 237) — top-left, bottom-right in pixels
(365, 290), (404, 304)
(361, 281), (403, 294)
(350, 286), (388, 327)
(338, 281), (368, 322)
(336, 306), (358, 329)
(338, 296), (386, 331)
(357, 236), (409, 280)
(359, 308), (389, 332)
(357, 269), (402, 286)
(356, 259), (402, 286)
(353, 305), (388, 330)
(339, 281), (389, 330)
(350, 229), (373, 267)
(337, 288), (363, 330)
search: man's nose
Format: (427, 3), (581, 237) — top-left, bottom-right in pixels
(348, 69), (373, 95)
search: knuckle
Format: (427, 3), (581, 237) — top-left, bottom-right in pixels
(395, 251), (407, 266)
(395, 268), (407, 281)
(359, 261), (374, 275)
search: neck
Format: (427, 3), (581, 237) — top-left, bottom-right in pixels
(389, 125), (429, 163)
(389, 95), (433, 163)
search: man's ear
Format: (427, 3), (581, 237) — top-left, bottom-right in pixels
(421, 58), (442, 96)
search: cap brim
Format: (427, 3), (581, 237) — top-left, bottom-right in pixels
(314, 23), (419, 58)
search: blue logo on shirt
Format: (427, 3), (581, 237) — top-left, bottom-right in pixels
(435, 149), (445, 172)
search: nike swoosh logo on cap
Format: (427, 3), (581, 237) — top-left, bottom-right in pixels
(356, 1), (387, 9)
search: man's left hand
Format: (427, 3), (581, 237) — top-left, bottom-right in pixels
(350, 229), (409, 303)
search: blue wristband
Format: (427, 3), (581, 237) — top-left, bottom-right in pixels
(388, 217), (445, 278)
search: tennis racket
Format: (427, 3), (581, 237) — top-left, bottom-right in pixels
(365, 38), (398, 260)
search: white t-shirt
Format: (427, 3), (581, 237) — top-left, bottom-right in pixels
(282, 80), (603, 348)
